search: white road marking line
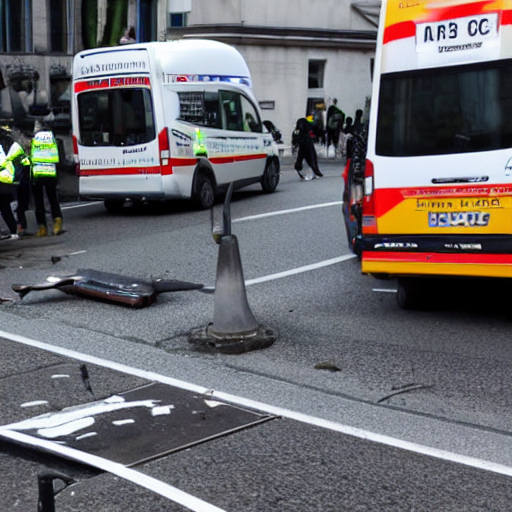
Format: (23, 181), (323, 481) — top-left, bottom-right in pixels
(201, 254), (356, 292)
(0, 429), (226, 512)
(3, 330), (512, 480)
(62, 202), (102, 210)
(233, 201), (342, 223)
(245, 255), (356, 287)
(373, 288), (397, 293)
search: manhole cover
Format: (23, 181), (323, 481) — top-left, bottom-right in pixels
(4, 382), (273, 466)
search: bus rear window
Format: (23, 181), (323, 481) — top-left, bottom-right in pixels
(376, 60), (512, 157)
(78, 88), (156, 147)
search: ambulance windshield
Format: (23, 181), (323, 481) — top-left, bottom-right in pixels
(376, 59), (512, 157)
(78, 88), (156, 147)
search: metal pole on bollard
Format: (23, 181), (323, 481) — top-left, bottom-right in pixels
(37, 471), (75, 512)
(189, 182), (277, 354)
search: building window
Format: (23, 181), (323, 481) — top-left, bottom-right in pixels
(170, 13), (187, 27)
(50, 0), (67, 52)
(0, 0), (32, 52)
(168, 0), (191, 29)
(308, 60), (326, 89)
(138, 0), (157, 42)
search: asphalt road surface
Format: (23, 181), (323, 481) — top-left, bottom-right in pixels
(2, 156), (512, 511)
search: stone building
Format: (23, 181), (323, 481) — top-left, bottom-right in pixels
(0, 0), (378, 153)
(167, 0), (379, 145)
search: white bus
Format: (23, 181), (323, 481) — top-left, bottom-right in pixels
(356, 0), (512, 307)
(72, 39), (280, 212)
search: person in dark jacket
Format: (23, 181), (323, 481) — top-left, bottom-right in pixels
(293, 117), (323, 180)
(326, 99), (345, 157)
(9, 129), (33, 236)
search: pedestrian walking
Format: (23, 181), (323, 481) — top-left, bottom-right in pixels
(326, 99), (345, 158)
(293, 117), (323, 180)
(30, 122), (63, 237)
(343, 116), (354, 159)
(353, 109), (364, 134)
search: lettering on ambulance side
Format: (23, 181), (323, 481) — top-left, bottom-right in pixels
(172, 130), (192, 147)
(429, 211), (490, 227)
(205, 137), (263, 154)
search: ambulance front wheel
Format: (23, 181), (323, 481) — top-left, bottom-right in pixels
(194, 174), (215, 210)
(261, 158), (280, 193)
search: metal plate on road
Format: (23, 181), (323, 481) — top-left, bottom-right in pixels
(3, 382), (274, 467)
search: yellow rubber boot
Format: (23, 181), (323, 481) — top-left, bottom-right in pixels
(53, 217), (63, 235)
(36, 225), (48, 237)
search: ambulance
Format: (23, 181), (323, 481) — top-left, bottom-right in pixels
(356, 0), (512, 307)
(72, 39), (280, 212)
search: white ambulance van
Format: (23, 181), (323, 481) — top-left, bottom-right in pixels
(72, 39), (280, 212)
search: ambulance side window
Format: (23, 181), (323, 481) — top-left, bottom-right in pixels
(240, 95), (262, 133)
(219, 90), (243, 131)
(178, 92), (204, 124)
(204, 91), (221, 128)
(178, 91), (221, 128)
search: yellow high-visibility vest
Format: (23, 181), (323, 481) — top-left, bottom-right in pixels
(0, 146), (14, 184)
(31, 131), (59, 179)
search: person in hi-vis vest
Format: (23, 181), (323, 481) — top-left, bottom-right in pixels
(30, 121), (63, 236)
(0, 132), (18, 238)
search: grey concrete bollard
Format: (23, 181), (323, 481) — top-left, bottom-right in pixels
(209, 234), (259, 336)
(189, 182), (277, 354)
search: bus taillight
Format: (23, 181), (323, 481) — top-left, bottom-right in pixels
(362, 158), (377, 233)
(72, 135), (80, 176)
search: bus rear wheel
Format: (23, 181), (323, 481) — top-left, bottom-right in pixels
(396, 278), (422, 310)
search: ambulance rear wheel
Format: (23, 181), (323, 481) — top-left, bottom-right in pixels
(104, 199), (125, 213)
(195, 174), (215, 209)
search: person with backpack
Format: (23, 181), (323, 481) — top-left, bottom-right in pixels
(293, 117), (323, 180)
(326, 98), (345, 158)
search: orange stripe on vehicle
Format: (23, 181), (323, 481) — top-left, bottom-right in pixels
(383, 21), (416, 44)
(383, 5), (512, 44)
(502, 9), (512, 24)
(374, 188), (405, 218)
(362, 257), (512, 279)
(423, 1), (496, 23)
(363, 251), (512, 265)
